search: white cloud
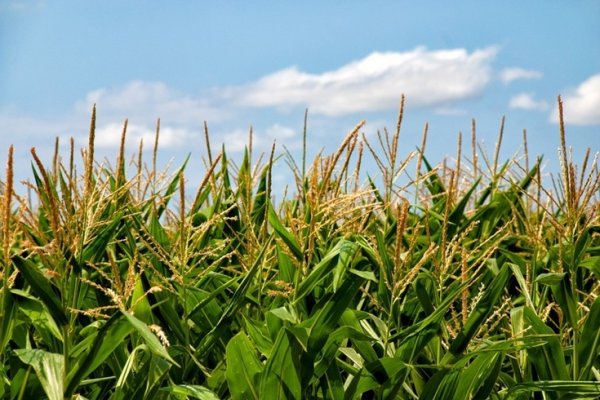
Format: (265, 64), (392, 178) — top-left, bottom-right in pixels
(499, 68), (543, 84)
(265, 124), (296, 139)
(0, 80), (305, 156)
(219, 128), (252, 153)
(216, 123), (298, 153)
(227, 46), (499, 116)
(78, 81), (226, 125)
(509, 93), (549, 111)
(0, 110), (69, 141)
(64, 81), (232, 149)
(91, 122), (195, 149)
(551, 73), (600, 125)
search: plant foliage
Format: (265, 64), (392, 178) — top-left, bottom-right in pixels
(0, 98), (599, 399)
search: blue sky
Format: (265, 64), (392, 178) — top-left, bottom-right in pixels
(1, 0), (599, 189)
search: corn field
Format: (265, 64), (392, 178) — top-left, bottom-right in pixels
(0, 97), (599, 399)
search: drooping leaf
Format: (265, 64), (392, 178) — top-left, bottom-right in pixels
(121, 310), (178, 366)
(12, 289), (63, 343)
(15, 349), (64, 400)
(160, 384), (221, 400)
(12, 255), (68, 326)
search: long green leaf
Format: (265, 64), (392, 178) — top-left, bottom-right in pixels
(522, 306), (569, 381)
(121, 310), (178, 366)
(294, 239), (350, 302)
(506, 381), (600, 399)
(12, 256), (68, 326)
(226, 332), (262, 400)
(260, 328), (302, 400)
(197, 236), (273, 355)
(12, 289), (63, 343)
(268, 204), (303, 261)
(160, 384), (221, 400)
(15, 349), (64, 400)
(454, 351), (504, 400)
(65, 312), (131, 396)
(578, 296), (600, 380)
(446, 264), (511, 360)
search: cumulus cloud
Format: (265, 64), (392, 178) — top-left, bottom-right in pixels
(217, 124), (298, 153)
(227, 46), (499, 116)
(65, 81), (231, 149)
(91, 122), (196, 149)
(0, 110), (68, 140)
(265, 124), (296, 139)
(499, 68), (543, 84)
(509, 93), (549, 111)
(551, 73), (600, 125)
(78, 81), (226, 125)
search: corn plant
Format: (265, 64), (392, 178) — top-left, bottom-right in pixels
(0, 97), (599, 399)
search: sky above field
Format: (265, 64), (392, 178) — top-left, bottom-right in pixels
(0, 0), (599, 189)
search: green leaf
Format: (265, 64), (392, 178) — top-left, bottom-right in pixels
(12, 289), (63, 342)
(276, 243), (295, 284)
(302, 271), (364, 351)
(332, 240), (358, 291)
(294, 239), (350, 302)
(226, 332), (262, 400)
(244, 317), (274, 357)
(348, 269), (377, 282)
(251, 163), (270, 230)
(579, 256), (600, 279)
(65, 312), (131, 396)
(15, 349), (64, 400)
(268, 306), (299, 324)
(446, 264), (511, 359)
(414, 273), (435, 314)
(113, 344), (145, 398)
(197, 237), (273, 355)
(394, 280), (466, 363)
(446, 176), (481, 238)
(0, 289), (16, 351)
(454, 351), (504, 400)
(507, 262), (533, 308)
(522, 306), (569, 381)
(160, 384), (221, 400)
(260, 329), (302, 400)
(81, 211), (124, 263)
(364, 357), (407, 388)
(12, 255), (68, 326)
(578, 296), (600, 380)
(506, 380), (600, 399)
(422, 156), (446, 200)
(549, 273), (578, 329)
(313, 324), (374, 380)
(156, 155), (189, 218)
(144, 356), (171, 398)
(339, 310), (379, 364)
(121, 310), (179, 366)
(325, 360), (345, 400)
(269, 204), (303, 261)
(535, 272), (566, 286)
